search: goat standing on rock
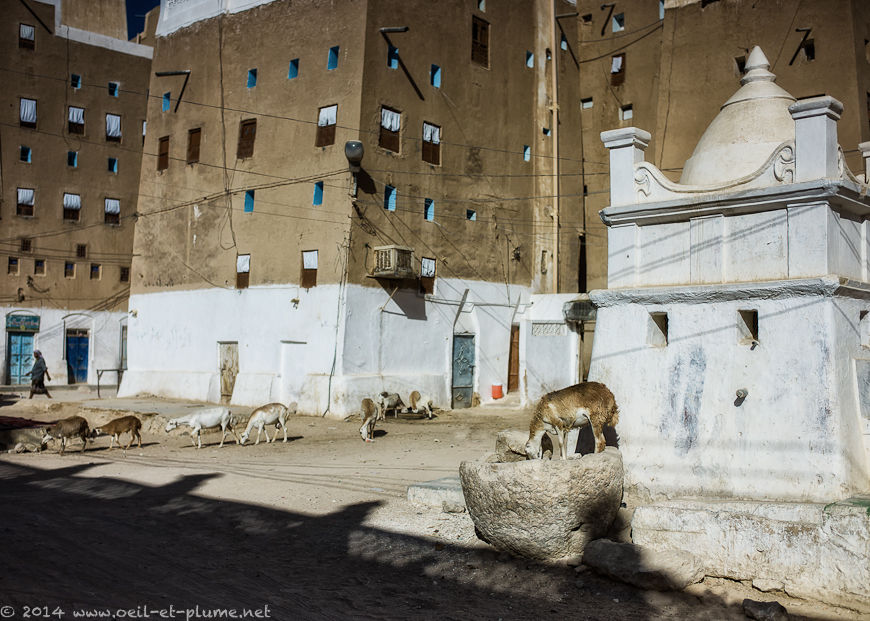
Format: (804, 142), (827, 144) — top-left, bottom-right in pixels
(525, 382), (620, 460)
(240, 402), (297, 445)
(165, 406), (240, 449)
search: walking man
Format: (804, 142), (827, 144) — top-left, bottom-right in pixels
(26, 350), (52, 399)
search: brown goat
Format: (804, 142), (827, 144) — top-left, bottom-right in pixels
(41, 416), (90, 455)
(525, 382), (620, 460)
(91, 415), (142, 450)
(359, 398), (383, 442)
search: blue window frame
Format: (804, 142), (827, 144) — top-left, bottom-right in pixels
(384, 185), (396, 211)
(430, 64), (441, 88)
(288, 58), (299, 79)
(67, 151), (78, 167)
(327, 46), (339, 70)
(523, 145), (530, 161)
(244, 190), (255, 213)
(388, 45), (399, 69)
(71, 74), (81, 89)
(466, 209), (477, 221)
(108, 157), (118, 173)
(424, 198), (434, 221)
(526, 51), (534, 68)
(20, 145), (31, 163)
(162, 92), (171, 112)
(108, 82), (119, 97)
(247, 68), (257, 88)
(313, 181), (323, 205)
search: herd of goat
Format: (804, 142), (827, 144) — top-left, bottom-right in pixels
(38, 390), (436, 454)
(37, 382), (620, 459)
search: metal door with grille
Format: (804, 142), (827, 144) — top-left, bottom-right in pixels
(452, 334), (475, 409)
(66, 329), (89, 383)
(7, 332), (34, 384)
(219, 342), (239, 402)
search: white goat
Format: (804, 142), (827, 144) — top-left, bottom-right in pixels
(240, 402), (297, 445)
(408, 390), (434, 419)
(378, 392), (404, 418)
(164, 406), (240, 449)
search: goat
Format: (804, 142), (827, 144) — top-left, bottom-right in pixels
(378, 392), (404, 418)
(525, 382), (620, 460)
(164, 406), (240, 449)
(408, 390), (434, 419)
(240, 402), (297, 445)
(90, 415), (142, 451)
(41, 416), (90, 455)
(358, 398), (383, 442)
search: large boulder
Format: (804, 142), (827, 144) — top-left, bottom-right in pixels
(459, 447), (623, 561)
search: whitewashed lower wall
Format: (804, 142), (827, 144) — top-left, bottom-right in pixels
(588, 278), (870, 503)
(120, 279), (531, 416)
(522, 294), (582, 403)
(0, 306), (127, 386)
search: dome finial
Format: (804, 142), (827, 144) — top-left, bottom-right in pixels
(741, 46), (776, 86)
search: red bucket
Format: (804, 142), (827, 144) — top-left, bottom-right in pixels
(491, 384), (504, 399)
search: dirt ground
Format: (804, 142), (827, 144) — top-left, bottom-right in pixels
(0, 391), (864, 620)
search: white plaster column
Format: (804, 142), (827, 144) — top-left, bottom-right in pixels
(859, 141), (870, 182)
(600, 128), (651, 207)
(788, 96), (843, 182)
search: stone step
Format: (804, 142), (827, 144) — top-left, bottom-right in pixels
(407, 476), (465, 508)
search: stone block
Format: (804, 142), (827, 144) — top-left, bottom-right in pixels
(582, 539), (704, 591)
(494, 428), (552, 462)
(459, 447), (623, 562)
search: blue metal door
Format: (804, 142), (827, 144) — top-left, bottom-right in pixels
(66, 330), (89, 383)
(7, 332), (34, 384)
(452, 334), (475, 409)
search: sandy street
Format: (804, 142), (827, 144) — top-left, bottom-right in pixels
(0, 392), (863, 620)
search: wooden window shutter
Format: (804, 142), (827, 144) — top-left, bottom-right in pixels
(187, 128), (201, 163)
(237, 119), (257, 159)
(472, 17), (489, 67)
(422, 141), (440, 165)
(157, 136), (169, 171)
(379, 126), (400, 152)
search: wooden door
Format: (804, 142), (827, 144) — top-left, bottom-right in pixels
(219, 342), (238, 402)
(507, 325), (520, 392)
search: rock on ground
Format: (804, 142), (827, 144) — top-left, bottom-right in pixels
(582, 539), (705, 591)
(460, 447), (623, 562)
(742, 598), (790, 620)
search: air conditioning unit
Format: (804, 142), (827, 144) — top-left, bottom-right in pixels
(371, 245), (415, 279)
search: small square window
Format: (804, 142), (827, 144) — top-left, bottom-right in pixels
(466, 209), (477, 221)
(162, 92), (171, 112)
(424, 198), (434, 221)
(612, 13), (625, 32)
(581, 13), (592, 24)
(90, 263), (101, 280)
(387, 44), (399, 69)
(288, 58), (299, 79)
(523, 145), (530, 161)
(120, 266), (130, 282)
(384, 185), (396, 211)
(648, 312), (668, 347)
(237, 119), (256, 159)
(327, 46), (340, 70)
(8, 257), (19, 275)
(430, 64), (441, 88)
(76, 244), (87, 258)
(735, 55), (746, 75)
(560, 33), (568, 51)
(20, 145), (31, 163)
(543, 127), (551, 136)
(64, 262), (76, 278)
(19, 23), (35, 49)
(313, 181), (324, 206)
(581, 97), (593, 109)
(20, 238), (32, 252)
(659, 0), (665, 20)
(247, 68), (257, 88)
(526, 51), (534, 68)
(244, 190), (255, 213)
(67, 151), (78, 167)
(738, 309), (759, 345)
(108, 157), (118, 173)
(620, 104), (633, 121)
(108, 82), (120, 97)
(34, 259), (45, 275)
(801, 39), (815, 62)
(71, 74), (82, 89)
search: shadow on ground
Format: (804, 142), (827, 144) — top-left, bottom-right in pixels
(0, 460), (767, 621)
